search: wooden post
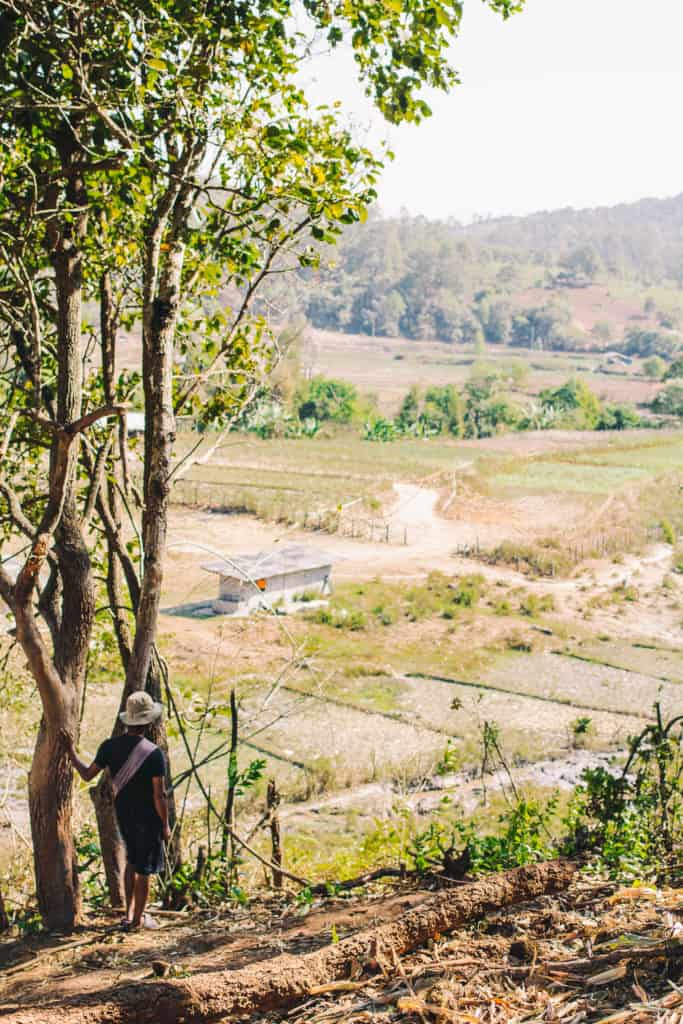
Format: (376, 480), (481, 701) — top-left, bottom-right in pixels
(267, 779), (283, 890)
(221, 690), (239, 876)
(0, 885), (9, 932)
(404, 527), (408, 546)
(194, 844), (207, 888)
(385, 524), (390, 543)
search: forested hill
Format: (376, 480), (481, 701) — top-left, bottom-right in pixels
(276, 193), (683, 352)
(458, 193), (683, 277)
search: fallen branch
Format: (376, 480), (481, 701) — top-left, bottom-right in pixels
(4, 859), (576, 1024)
(539, 939), (683, 977)
(309, 866), (407, 895)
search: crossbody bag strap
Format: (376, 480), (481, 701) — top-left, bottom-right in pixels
(111, 738), (157, 797)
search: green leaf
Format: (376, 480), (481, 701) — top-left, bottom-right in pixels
(148, 57), (167, 72)
(61, 63), (73, 80)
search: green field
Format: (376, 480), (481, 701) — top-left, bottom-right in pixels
(172, 429), (683, 534)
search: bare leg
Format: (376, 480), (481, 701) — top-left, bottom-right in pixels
(131, 873), (151, 927)
(124, 863), (136, 922)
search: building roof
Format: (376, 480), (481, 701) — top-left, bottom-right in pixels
(202, 544), (335, 583)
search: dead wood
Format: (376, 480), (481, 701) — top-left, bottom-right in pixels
(539, 939), (683, 975)
(309, 866), (407, 895)
(3, 859), (576, 1024)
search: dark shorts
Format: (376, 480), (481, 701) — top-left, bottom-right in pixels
(118, 817), (164, 876)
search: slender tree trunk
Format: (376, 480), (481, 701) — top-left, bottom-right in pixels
(28, 715), (81, 931)
(221, 690), (239, 866)
(94, 224), (188, 896)
(0, 883), (8, 932)
(26, 146), (92, 928)
(267, 780), (282, 890)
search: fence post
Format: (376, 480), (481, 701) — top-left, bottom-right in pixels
(385, 524), (390, 543)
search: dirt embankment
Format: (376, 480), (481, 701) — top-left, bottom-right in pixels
(1, 862), (574, 1024)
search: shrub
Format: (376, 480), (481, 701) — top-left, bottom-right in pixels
(372, 604), (396, 626)
(562, 705), (683, 879)
(519, 593), (555, 617)
(296, 376), (357, 423)
(661, 519), (677, 546)
(652, 383), (683, 417)
(451, 574), (485, 608)
(643, 355), (666, 379)
(570, 716), (593, 749)
(308, 606), (367, 630)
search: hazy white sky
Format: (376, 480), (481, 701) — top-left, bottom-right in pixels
(308, 0), (683, 222)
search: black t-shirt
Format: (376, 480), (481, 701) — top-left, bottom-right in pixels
(95, 735), (165, 831)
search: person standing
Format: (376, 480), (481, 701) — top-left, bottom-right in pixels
(63, 691), (170, 929)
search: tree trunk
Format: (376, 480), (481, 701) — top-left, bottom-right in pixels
(221, 690), (238, 865)
(89, 782), (126, 909)
(0, 881), (9, 932)
(29, 717), (81, 932)
(3, 860), (577, 1024)
(24, 144), (92, 929)
(267, 779), (282, 889)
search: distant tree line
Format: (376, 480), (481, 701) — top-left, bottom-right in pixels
(263, 200), (683, 355)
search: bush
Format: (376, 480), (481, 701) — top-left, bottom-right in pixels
(539, 377), (602, 430)
(407, 796), (558, 876)
(451, 574), (485, 608)
(643, 355), (666, 379)
(308, 606), (367, 630)
(664, 357), (683, 380)
(596, 403), (642, 430)
(661, 519), (677, 546)
(570, 716), (593, 749)
(363, 416), (400, 442)
(519, 593), (555, 617)
(296, 376), (357, 423)
(562, 705), (683, 878)
(652, 384), (683, 417)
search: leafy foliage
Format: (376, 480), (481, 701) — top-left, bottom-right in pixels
(563, 706), (683, 879)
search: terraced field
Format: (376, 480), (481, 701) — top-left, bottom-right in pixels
(159, 646), (681, 814)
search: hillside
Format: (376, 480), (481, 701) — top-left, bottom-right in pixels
(269, 194), (683, 354)
(3, 865), (683, 1024)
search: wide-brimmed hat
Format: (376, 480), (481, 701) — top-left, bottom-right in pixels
(119, 691), (163, 727)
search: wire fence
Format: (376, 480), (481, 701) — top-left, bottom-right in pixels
(170, 477), (410, 544)
(455, 522), (670, 577)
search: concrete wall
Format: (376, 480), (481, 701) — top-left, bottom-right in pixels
(214, 566), (332, 615)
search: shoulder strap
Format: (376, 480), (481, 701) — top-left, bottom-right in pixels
(111, 738), (157, 797)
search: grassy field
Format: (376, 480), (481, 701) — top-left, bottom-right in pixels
(172, 433), (477, 522)
(170, 430), (683, 567)
(310, 329), (662, 413)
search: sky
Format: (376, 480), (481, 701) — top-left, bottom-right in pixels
(307, 0), (683, 223)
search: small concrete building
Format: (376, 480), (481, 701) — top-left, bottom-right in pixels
(203, 544), (335, 615)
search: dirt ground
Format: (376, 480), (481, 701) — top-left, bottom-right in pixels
(161, 484), (681, 652)
(3, 872), (683, 1024)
